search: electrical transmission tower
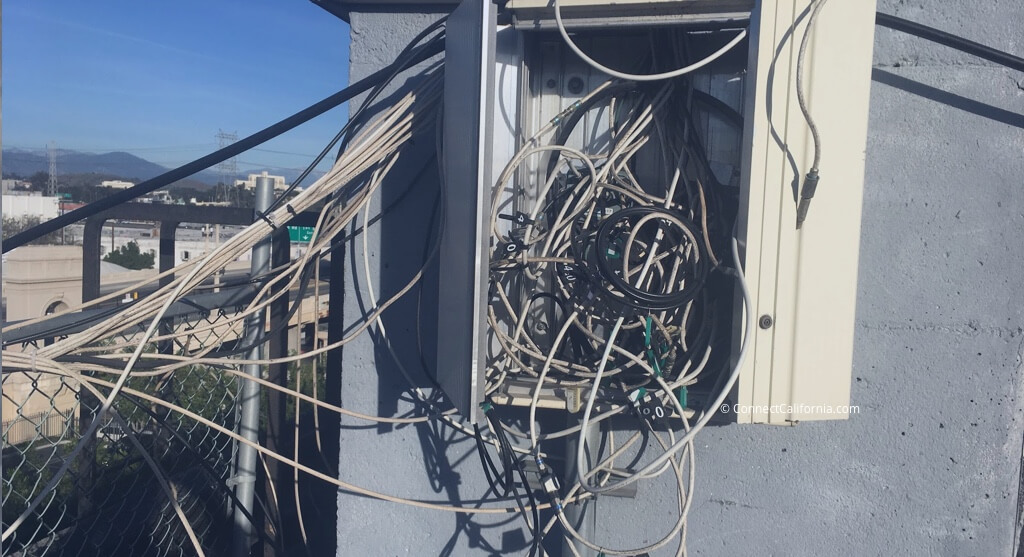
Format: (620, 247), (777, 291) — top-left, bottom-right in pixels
(48, 142), (58, 197)
(215, 130), (239, 203)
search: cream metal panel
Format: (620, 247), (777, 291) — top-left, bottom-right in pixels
(736, 0), (877, 424)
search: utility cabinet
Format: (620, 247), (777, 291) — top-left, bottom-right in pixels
(436, 0), (877, 424)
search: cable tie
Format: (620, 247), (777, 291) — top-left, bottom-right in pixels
(285, 204), (297, 216)
(225, 473), (257, 488)
(257, 211), (278, 230)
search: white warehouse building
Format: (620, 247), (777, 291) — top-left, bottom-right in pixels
(100, 180), (135, 189)
(2, 195), (60, 221)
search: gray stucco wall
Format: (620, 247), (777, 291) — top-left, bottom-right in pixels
(335, 2), (1024, 555)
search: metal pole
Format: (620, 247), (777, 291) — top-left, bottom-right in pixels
(233, 175), (274, 557)
(78, 221), (105, 524)
(318, 231), (345, 554)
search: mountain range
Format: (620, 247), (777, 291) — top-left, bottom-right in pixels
(2, 148), (321, 187)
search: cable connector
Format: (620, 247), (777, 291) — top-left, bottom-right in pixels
(549, 100), (583, 126)
(796, 168), (819, 229)
(535, 455), (561, 499)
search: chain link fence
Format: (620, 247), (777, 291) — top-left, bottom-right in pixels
(3, 311), (244, 557)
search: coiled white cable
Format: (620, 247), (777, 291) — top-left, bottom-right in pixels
(554, 0), (748, 82)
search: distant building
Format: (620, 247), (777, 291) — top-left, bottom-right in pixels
(235, 171), (289, 192)
(2, 195), (60, 220)
(100, 180), (135, 189)
(139, 190), (173, 204)
(2, 179), (30, 193)
(3, 190), (42, 198)
(61, 201), (87, 213)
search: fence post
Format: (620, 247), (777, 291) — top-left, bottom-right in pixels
(265, 224), (292, 551)
(232, 175), (273, 557)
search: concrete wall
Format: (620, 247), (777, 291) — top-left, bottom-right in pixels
(336, 2), (1024, 555)
(4, 245), (85, 321)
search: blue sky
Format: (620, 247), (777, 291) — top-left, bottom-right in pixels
(3, 0), (350, 173)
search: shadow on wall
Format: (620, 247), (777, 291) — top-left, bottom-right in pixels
(334, 35), (1024, 557)
(871, 68), (1024, 130)
(340, 65), (546, 553)
(871, 64), (1024, 557)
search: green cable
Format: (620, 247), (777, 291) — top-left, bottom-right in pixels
(644, 316), (663, 376)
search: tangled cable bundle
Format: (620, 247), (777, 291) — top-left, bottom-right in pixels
(1, 15), (758, 557)
(488, 79), (726, 400)
(481, 67), (754, 554)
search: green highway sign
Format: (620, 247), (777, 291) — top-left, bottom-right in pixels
(288, 226), (314, 243)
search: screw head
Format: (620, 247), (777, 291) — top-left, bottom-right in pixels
(758, 314), (774, 329)
(546, 78), (558, 89)
(567, 76), (585, 94)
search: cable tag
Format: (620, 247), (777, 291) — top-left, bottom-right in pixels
(496, 240), (522, 258)
(557, 263), (580, 284)
(499, 211), (534, 226)
(628, 387), (667, 423)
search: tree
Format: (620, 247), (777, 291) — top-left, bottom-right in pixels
(2, 215), (63, 245)
(29, 171), (50, 192)
(103, 240), (155, 270)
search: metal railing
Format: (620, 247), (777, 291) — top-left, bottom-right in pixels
(2, 410), (78, 447)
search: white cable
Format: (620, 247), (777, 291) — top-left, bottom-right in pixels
(527, 311), (579, 450)
(573, 315), (625, 488)
(0, 354), (207, 555)
(554, 0), (748, 82)
(796, 0), (830, 171)
(573, 239), (659, 490)
(578, 234), (753, 494)
(2, 77), (444, 543)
